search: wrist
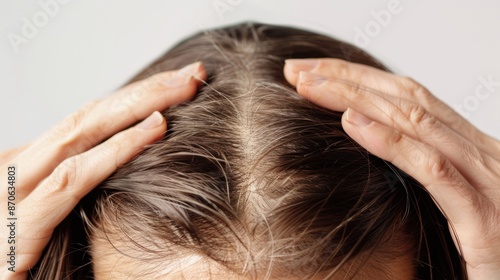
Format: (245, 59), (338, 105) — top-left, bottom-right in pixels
(467, 264), (500, 280)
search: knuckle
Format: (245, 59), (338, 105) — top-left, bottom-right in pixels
(407, 103), (437, 128)
(72, 99), (100, 124)
(112, 90), (139, 114)
(346, 81), (363, 95)
(48, 157), (79, 193)
(127, 84), (147, 102)
(428, 150), (455, 180)
(148, 71), (168, 85)
(146, 72), (170, 91)
(344, 82), (366, 103)
(112, 86), (150, 118)
(401, 76), (431, 101)
(428, 149), (479, 207)
(400, 76), (418, 87)
(89, 116), (114, 144)
(56, 99), (100, 141)
(103, 135), (129, 170)
(107, 132), (128, 155)
(388, 128), (404, 146)
(461, 140), (486, 168)
(57, 112), (82, 139)
(315, 58), (327, 67)
(111, 96), (133, 114)
(330, 59), (350, 77)
(443, 107), (466, 131)
(315, 59), (326, 70)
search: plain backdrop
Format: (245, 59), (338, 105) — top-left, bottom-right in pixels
(1, 0), (499, 149)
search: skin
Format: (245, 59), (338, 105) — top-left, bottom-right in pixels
(0, 62), (207, 280)
(283, 58), (500, 279)
(91, 226), (415, 279)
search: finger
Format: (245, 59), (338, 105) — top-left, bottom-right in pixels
(342, 109), (500, 275)
(0, 142), (31, 166)
(13, 62), (206, 196)
(296, 72), (499, 187)
(340, 108), (481, 226)
(14, 111), (166, 272)
(0, 143), (31, 201)
(285, 58), (401, 91)
(285, 59), (500, 155)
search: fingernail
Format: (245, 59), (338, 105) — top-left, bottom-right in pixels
(298, 71), (327, 86)
(163, 62), (201, 87)
(345, 108), (373, 127)
(137, 111), (164, 130)
(285, 59), (319, 73)
(179, 61), (202, 75)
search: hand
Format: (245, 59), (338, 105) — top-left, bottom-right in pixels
(284, 58), (500, 279)
(0, 62), (206, 279)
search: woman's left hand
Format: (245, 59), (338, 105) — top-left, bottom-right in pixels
(284, 58), (500, 279)
(0, 62), (206, 279)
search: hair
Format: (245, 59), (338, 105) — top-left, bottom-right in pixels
(31, 22), (465, 279)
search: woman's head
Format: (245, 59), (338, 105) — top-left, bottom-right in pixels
(33, 22), (464, 279)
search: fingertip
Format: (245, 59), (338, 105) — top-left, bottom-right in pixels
(162, 74), (193, 88)
(284, 60), (300, 86)
(344, 108), (373, 128)
(128, 112), (166, 152)
(295, 71), (307, 95)
(181, 61), (207, 83)
(177, 61), (207, 86)
(297, 71), (328, 87)
(136, 111), (166, 131)
(179, 61), (202, 75)
(284, 59), (321, 86)
(193, 61), (208, 82)
(159, 76), (200, 107)
(342, 112), (403, 162)
(341, 109), (364, 140)
(341, 108), (380, 152)
(296, 71), (328, 101)
(159, 61), (205, 88)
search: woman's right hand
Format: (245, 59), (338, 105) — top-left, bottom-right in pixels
(284, 58), (500, 279)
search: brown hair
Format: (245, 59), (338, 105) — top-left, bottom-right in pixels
(32, 22), (465, 279)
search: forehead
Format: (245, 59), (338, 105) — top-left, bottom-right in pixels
(91, 230), (414, 280)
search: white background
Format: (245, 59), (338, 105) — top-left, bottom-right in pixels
(1, 0), (499, 149)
